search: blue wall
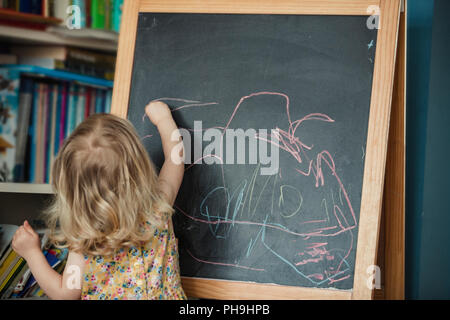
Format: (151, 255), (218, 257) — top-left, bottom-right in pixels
(406, 0), (450, 299)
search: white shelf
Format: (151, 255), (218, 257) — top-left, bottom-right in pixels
(0, 25), (118, 52)
(0, 183), (54, 194)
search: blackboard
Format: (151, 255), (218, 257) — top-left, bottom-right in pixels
(127, 13), (377, 291)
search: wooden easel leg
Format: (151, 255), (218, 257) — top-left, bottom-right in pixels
(380, 4), (406, 300)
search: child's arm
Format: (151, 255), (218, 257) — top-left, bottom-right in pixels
(146, 101), (184, 205)
(12, 221), (84, 300)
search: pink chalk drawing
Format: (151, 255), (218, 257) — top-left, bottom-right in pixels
(142, 92), (358, 287)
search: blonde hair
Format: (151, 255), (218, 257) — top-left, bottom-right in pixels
(45, 113), (174, 256)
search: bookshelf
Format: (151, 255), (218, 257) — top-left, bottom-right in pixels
(0, 183), (53, 194)
(0, 7), (62, 25)
(0, 1), (123, 300)
(0, 4), (119, 195)
(0, 65), (114, 187)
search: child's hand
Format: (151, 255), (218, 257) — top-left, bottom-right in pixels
(145, 101), (173, 127)
(12, 221), (41, 260)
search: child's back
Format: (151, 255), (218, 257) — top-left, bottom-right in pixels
(82, 218), (185, 300)
(12, 103), (187, 300)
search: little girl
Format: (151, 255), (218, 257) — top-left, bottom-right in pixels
(11, 101), (187, 300)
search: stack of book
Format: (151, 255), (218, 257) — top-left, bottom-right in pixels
(0, 0), (124, 33)
(9, 45), (116, 80)
(0, 65), (113, 183)
(0, 224), (69, 299)
(0, 0), (52, 16)
(71, 0), (124, 32)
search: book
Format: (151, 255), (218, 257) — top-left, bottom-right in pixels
(53, 0), (70, 24)
(40, 83), (50, 183)
(0, 224), (18, 259)
(91, 0), (105, 29)
(57, 82), (68, 153)
(42, 0), (50, 17)
(32, 0), (43, 15)
(85, 0), (92, 28)
(84, 86), (91, 119)
(0, 258), (25, 297)
(3, 0), (18, 11)
(0, 67), (21, 182)
(89, 87), (96, 115)
(0, 249), (22, 287)
(47, 84), (58, 182)
(14, 77), (34, 182)
(75, 85), (85, 126)
(28, 82), (41, 182)
(47, 0), (56, 18)
(21, 250), (60, 294)
(65, 83), (78, 137)
(2, 226), (45, 298)
(104, 0), (111, 30)
(11, 46), (116, 80)
(19, 0), (33, 13)
(105, 88), (112, 113)
(12, 229), (48, 296)
(95, 88), (104, 113)
(0, 246), (12, 271)
(111, 0), (123, 33)
(0, 66), (113, 183)
(72, 0), (86, 28)
(1, 259), (27, 299)
(10, 46), (116, 68)
(52, 83), (62, 159)
(16, 57), (65, 70)
(35, 83), (47, 183)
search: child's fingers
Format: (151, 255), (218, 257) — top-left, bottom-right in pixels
(23, 220), (37, 236)
(18, 226), (25, 235)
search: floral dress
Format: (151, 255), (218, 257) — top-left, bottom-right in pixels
(81, 218), (186, 300)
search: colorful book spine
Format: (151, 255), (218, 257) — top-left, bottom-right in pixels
(105, 89), (112, 113)
(19, 0), (33, 13)
(47, 84), (58, 182)
(104, 0), (111, 30)
(39, 83), (49, 183)
(85, 0), (92, 28)
(0, 68), (21, 182)
(89, 88), (96, 115)
(112, 0), (123, 32)
(84, 86), (92, 119)
(53, 0), (71, 23)
(31, 0), (42, 15)
(91, 0), (105, 29)
(0, 258), (25, 298)
(95, 88), (104, 113)
(75, 85), (85, 126)
(72, 0), (86, 28)
(28, 82), (40, 183)
(43, 84), (53, 183)
(70, 84), (79, 136)
(13, 77), (34, 182)
(53, 83), (62, 157)
(65, 84), (75, 138)
(58, 83), (68, 153)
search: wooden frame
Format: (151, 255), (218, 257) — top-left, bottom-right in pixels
(379, 0), (406, 300)
(111, 0), (402, 300)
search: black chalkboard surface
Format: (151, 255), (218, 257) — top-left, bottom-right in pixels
(127, 13), (377, 290)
